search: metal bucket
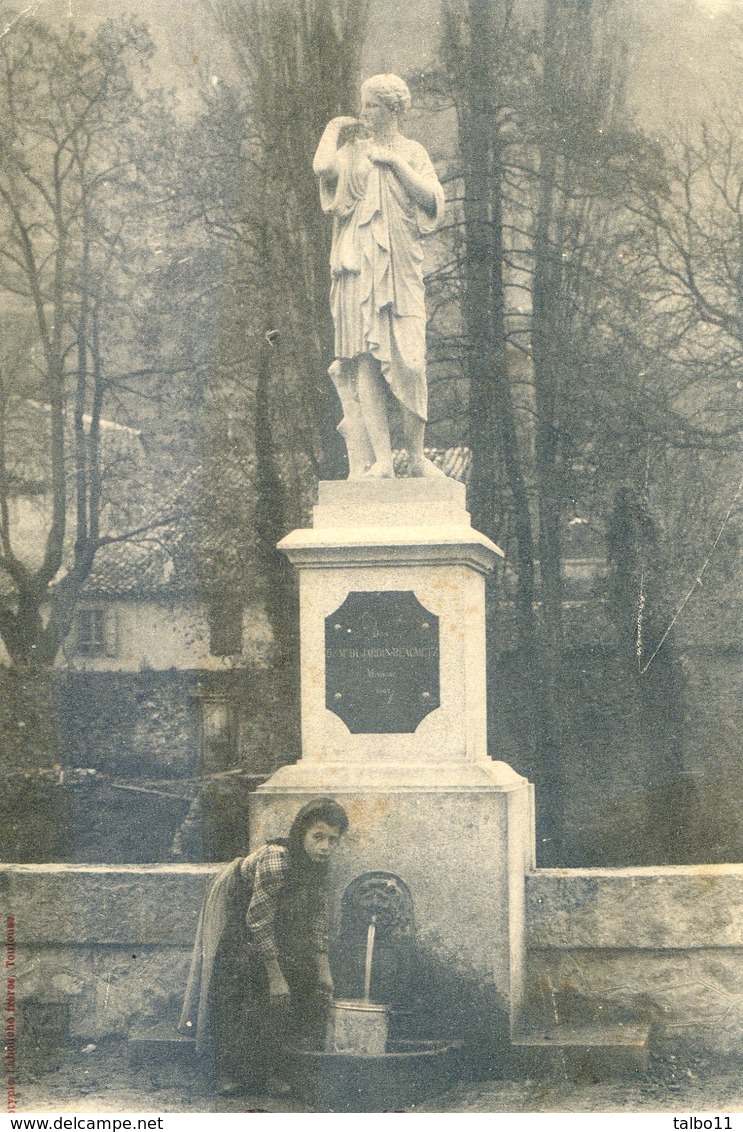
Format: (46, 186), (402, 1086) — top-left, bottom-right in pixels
(326, 999), (389, 1056)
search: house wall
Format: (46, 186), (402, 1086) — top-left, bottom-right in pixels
(51, 668), (298, 784)
(58, 598), (274, 673)
(0, 598), (274, 672)
(6, 496), (48, 572)
(3, 863), (743, 1051)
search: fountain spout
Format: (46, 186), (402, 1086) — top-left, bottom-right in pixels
(363, 915), (377, 1003)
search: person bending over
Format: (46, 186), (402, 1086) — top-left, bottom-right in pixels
(180, 797), (349, 1096)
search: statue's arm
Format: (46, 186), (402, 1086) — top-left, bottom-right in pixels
(313, 116), (359, 178)
(394, 159), (437, 213)
(368, 145), (441, 216)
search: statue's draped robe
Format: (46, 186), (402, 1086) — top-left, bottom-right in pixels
(319, 136), (445, 423)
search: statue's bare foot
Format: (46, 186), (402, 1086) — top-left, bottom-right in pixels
(409, 454), (446, 478)
(362, 461), (394, 479)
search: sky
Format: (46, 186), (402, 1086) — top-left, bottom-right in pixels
(1, 0), (442, 114)
(2, 0), (742, 129)
(629, 0), (743, 129)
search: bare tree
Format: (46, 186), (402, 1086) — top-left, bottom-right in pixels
(437, 0), (687, 860)
(178, 0), (369, 673)
(440, 0), (538, 645)
(0, 17), (173, 667)
(202, 0), (368, 485)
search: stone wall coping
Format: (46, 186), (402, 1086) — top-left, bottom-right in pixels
(5, 862), (743, 950)
(0, 863), (221, 876)
(530, 864), (743, 879)
(0, 863), (223, 945)
(527, 864), (743, 950)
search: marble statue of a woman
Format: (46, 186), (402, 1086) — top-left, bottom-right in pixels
(313, 73), (445, 479)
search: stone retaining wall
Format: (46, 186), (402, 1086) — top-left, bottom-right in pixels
(525, 865), (743, 1054)
(2, 863), (743, 1049)
(0, 865), (220, 1039)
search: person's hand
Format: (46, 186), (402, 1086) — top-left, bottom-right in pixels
(335, 117), (365, 146)
(316, 955), (334, 997)
(364, 146), (400, 174)
(367, 145), (399, 169)
(268, 972), (290, 1002)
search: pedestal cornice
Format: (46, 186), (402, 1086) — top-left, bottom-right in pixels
(254, 758), (527, 793)
(277, 524), (504, 574)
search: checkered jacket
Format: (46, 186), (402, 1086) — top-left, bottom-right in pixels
(242, 843), (329, 960)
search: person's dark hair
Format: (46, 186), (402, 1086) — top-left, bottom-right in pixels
(272, 798), (349, 957)
(286, 797), (349, 862)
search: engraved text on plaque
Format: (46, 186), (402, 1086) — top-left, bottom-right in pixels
(325, 591), (440, 734)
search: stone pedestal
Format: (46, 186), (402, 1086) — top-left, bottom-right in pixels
(250, 479), (535, 1058)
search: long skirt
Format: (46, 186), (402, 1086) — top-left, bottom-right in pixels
(209, 943), (329, 1088)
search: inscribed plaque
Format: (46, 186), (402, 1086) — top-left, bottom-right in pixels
(325, 591), (440, 734)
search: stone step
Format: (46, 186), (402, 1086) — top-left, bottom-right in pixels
(128, 1023), (196, 1068)
(511, 1023), (651, 1081)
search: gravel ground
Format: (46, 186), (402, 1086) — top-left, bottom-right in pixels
(10, 1039), (743, 1115)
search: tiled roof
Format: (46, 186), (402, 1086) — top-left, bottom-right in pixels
(80, 539), (179, 598)
(80, 449), (473, 599)
(81, 458), (257, 599)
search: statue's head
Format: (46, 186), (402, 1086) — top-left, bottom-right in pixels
(360, 73), (412, 116)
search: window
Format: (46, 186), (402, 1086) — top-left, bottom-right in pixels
(75, 608), (110, 657)
(208, 598), (243, 657)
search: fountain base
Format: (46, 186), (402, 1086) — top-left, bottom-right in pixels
(286, 1038), (465, 1112)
